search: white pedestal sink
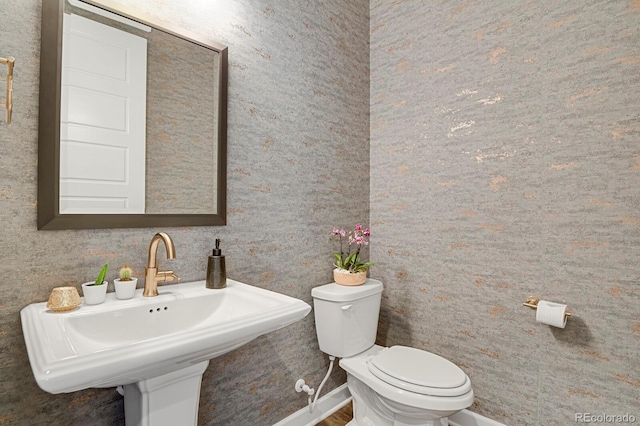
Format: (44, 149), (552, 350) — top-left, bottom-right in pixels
(21, 279), (311, 425)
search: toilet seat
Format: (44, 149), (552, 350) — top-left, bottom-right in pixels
(340, 345), (474, 414)
(367, 346), (472, 397)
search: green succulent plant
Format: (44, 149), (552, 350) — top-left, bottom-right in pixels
(94, 263), (109, 286)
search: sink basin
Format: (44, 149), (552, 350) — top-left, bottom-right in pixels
(21, 279), (310, 425)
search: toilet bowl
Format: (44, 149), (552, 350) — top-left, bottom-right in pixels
(312, 279), (474, 426)
(341, 345), (474, 426)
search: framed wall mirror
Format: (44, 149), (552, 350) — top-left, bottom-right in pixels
(38, 0), (227, 229)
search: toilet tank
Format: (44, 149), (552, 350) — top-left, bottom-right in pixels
(311, 279), (383, 358)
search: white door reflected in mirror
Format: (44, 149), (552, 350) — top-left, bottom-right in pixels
(60, 13), (147, 214)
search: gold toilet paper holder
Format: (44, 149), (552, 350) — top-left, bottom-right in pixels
(523, 296), (571, 318)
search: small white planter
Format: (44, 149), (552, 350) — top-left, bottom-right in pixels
(81, 281), (108, 305)
(114, 277), (138, 300)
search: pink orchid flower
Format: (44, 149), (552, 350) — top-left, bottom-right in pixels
(331, 224), (373, 273)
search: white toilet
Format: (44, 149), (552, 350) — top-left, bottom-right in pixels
(312, 279), (474, 426)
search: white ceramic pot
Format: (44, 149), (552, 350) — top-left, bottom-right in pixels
(81, 281), (108, 305)
(114, 277), (138, 300)
(333, 269), (367, 286)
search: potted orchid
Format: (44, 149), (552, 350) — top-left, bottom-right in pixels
(331, 224), (373, 286)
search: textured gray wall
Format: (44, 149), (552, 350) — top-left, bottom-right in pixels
(144, 29), (218, 214)
(370, 1), (640, 425)
(0, 0), (368, 424)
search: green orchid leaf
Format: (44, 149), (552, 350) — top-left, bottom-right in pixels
(345, 253), (357, 264)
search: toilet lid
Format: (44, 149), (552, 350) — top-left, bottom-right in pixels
(368, 346), (470, 396)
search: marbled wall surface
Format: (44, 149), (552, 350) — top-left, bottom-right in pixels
(0, 0), (368, 424)
(370, 1), (640, 425)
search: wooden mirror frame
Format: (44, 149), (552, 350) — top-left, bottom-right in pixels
(38, 0), (227, 229)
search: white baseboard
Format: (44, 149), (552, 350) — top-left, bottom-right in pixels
(272, 383), (352, 426)
(273, 383), (506, 426)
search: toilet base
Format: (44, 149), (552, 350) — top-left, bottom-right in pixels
(347, 375), (449, 426)
(347, 420), (445, 426)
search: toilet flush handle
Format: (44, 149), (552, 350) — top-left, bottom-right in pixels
(341, 304), (353, 312)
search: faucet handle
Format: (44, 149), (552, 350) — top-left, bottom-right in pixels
(157, 270), (180, 283)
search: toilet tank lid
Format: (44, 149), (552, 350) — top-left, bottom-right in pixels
(312, 279), (383, 302)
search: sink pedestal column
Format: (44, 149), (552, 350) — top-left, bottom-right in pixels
(123, 361), (209, 426)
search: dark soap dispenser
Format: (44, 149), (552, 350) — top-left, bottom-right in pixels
(206, 239), (226, 289)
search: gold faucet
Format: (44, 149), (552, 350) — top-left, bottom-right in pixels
(143, 232), (179, 297)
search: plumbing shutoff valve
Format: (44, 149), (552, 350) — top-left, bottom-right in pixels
(295, 379), (314, 396)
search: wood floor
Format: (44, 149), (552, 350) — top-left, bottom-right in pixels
(316, 401), (353, 426)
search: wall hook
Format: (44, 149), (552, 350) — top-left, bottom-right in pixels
(0, 56), (15, 124)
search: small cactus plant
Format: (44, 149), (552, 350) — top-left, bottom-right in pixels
(119, 266), (133, 282)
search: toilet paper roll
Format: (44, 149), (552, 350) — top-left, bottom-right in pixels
(536, 300), (568, 328)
